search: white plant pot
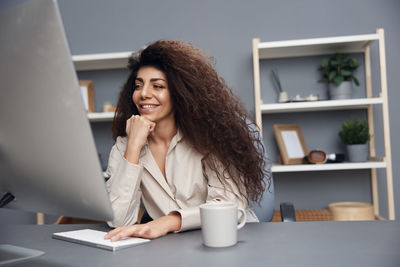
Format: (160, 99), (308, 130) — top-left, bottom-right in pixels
(329, 81), (353, 100)
(346, 143), (369, 162)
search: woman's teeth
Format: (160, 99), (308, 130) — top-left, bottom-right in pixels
(142, 105), (157, 109)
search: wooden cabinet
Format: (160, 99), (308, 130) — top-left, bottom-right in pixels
(252, 29), (394, 220)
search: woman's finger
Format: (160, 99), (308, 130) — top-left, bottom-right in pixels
(125, 119), (131, 135)
(104, 227), (123, 240)
(107, 228), (129, 242)
(105, 225), (142, 242)
(116, 226), (142, 240)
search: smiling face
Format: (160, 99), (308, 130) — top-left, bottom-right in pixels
(133, 66), (174, 124)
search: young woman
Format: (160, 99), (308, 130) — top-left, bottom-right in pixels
(104, 40), (271, 241)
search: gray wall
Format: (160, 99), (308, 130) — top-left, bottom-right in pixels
(56, 0), (400, 219)
(3, 0), (399, 222)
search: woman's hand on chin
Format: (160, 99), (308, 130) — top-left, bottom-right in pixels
(104, 212), (181, 240)
(126, 115), (156, 149)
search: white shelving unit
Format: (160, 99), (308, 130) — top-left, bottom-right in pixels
(72, 51), (133, 121)
(261, 97), (383, 114)
(252, 29), (394, 220)
(271, 161), (387, 173)
(257, 33), (379, 59)
(73, 51), (132, 71)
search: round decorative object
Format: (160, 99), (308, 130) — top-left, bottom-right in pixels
(307, 150), (326, 164)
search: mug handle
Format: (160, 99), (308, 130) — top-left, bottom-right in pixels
(237, 208), (246, 230)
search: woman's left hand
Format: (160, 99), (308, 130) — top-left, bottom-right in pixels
(104, 212), (181, 241)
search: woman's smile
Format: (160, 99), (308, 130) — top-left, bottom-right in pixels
(133, 66), (174, 123)
(138, 103), (160, 113)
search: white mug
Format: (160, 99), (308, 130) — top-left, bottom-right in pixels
(199, 202), (246, 247)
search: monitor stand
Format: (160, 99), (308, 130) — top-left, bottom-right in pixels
(0, 244), (44, 266)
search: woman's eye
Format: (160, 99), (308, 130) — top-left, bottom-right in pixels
(154, 84), (164, 89)
(134, 84), (142, 89)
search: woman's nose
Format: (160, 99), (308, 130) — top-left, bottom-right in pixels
(140, 84), (152, 99)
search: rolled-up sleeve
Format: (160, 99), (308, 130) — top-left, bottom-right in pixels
(174, 207), (200, 231)
(105, 142), (143, 228)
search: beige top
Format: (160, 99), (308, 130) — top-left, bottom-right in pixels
(105, 131), (258, 231)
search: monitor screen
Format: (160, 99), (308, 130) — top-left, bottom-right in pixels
(0, 0), (114, 222)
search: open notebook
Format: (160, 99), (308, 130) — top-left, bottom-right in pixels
(52, 229), (150, 251)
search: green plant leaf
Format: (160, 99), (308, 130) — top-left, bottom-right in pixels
(349, 58), (359, 68)
(331, 59), (339, 66)
(353, 76), (360, 86)
(328, 71), (336, 81)
(341, 69), (352, 76)
(338, 118), (370, 144)
(321, 59), (329, 68)
(333, 75), (344, 85)
(318, 54), (359, 87)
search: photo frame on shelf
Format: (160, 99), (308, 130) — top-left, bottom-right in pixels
(273, 124), (308, 165)
(79, 80), (95, 113)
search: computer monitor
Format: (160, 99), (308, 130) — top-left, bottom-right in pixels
(0, 0), (114, 222)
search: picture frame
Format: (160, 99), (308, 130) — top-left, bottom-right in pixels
(79, 80), (95, 113)
(273, 124), (308, 165)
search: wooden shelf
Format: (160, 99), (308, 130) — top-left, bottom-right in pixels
(257, 33), (379, 59)
(73, 52), (132, 71)
(271, 161), (387, 173)
(261, 97), (383, 114)
(87, 112), (115, 122)
(253, 29), (395, 220)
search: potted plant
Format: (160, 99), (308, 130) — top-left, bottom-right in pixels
(319, 54), (360, 100)
(338, 118), (370, 162)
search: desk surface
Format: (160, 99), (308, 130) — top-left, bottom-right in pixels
(1, 221), (400, 267)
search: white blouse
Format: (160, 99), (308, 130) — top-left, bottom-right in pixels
(105, 131), (258, 231)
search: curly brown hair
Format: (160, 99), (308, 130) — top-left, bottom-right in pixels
(112, 40), (270, 204)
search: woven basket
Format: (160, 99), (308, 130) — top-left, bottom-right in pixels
(328, 202), (374, 221)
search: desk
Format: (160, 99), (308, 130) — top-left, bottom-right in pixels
(1, 221), (400, 267)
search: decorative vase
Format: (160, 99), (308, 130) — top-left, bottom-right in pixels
(346, 143), (368, 162)
(328, 81), (353, 100)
